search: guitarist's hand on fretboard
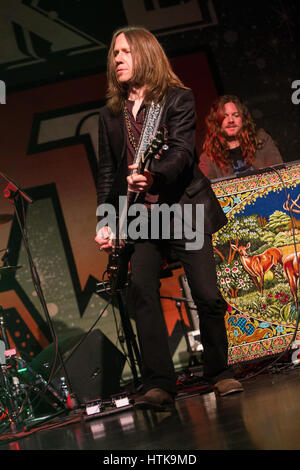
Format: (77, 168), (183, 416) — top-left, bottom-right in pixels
(127, 163), (154, 193)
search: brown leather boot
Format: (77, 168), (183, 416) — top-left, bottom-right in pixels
(134, 388), (175, 411)
(213, 378), (244, 397)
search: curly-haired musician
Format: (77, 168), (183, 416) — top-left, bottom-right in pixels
(199, 95), (283, 180)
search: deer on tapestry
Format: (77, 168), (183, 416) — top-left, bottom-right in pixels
(283, 193), (300, 235)
(281, 252), (300, 312)
(280, 194), (300, 310)
(231, 242), (283, 294)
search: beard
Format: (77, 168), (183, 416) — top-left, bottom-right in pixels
(221, 128), (241, 142)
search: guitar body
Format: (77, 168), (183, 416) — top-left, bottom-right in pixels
(107, 244), (133, 293)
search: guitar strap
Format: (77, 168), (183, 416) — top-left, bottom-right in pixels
(131, 100), (165, 172)
(118, 100), (165, 238)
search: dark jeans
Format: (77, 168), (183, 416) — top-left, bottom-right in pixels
(128, 234), (232, 395)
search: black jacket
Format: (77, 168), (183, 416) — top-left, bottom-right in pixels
(96, 87), (227, 234)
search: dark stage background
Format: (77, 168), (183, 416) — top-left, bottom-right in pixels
(0, 0), (299, 380)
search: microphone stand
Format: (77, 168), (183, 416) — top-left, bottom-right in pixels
(0, 173), (77, 424)
(160, 295), (201, 366)
(98, 217), (142, 389)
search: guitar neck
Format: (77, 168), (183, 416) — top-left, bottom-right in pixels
(120, 125), (166, 235)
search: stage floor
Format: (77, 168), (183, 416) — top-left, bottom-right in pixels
(1, 362), (300, 452)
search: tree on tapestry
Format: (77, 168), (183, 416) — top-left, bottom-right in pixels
(261, 210), (295, 246)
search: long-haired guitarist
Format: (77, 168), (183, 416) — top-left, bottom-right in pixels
(95, 26), (243, 411)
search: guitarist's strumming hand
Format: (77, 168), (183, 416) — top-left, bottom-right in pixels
(127, 163), (153, 192)
(95, 226), (114, 254)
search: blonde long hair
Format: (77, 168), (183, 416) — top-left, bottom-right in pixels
(106, 26), (187, 114)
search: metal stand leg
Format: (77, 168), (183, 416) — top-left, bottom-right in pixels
(97, 278), (142, 390)
(116, 292), (142, 387)
(174, 300), (200, 367)
(160, 296), (201, 367)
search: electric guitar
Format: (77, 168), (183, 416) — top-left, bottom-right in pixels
(106, 126), (168, 294)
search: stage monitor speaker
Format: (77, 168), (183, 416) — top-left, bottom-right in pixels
(30, 329), (126, 403)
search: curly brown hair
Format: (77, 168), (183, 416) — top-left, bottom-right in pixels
(106, 26), (187, 114)
(202, 95), (261, 170)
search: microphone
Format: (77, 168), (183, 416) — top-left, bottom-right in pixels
(0, 172), (33, 203)
(1, 248), (9, 263)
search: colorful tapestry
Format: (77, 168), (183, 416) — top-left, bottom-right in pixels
(212, 164), (300, 363)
